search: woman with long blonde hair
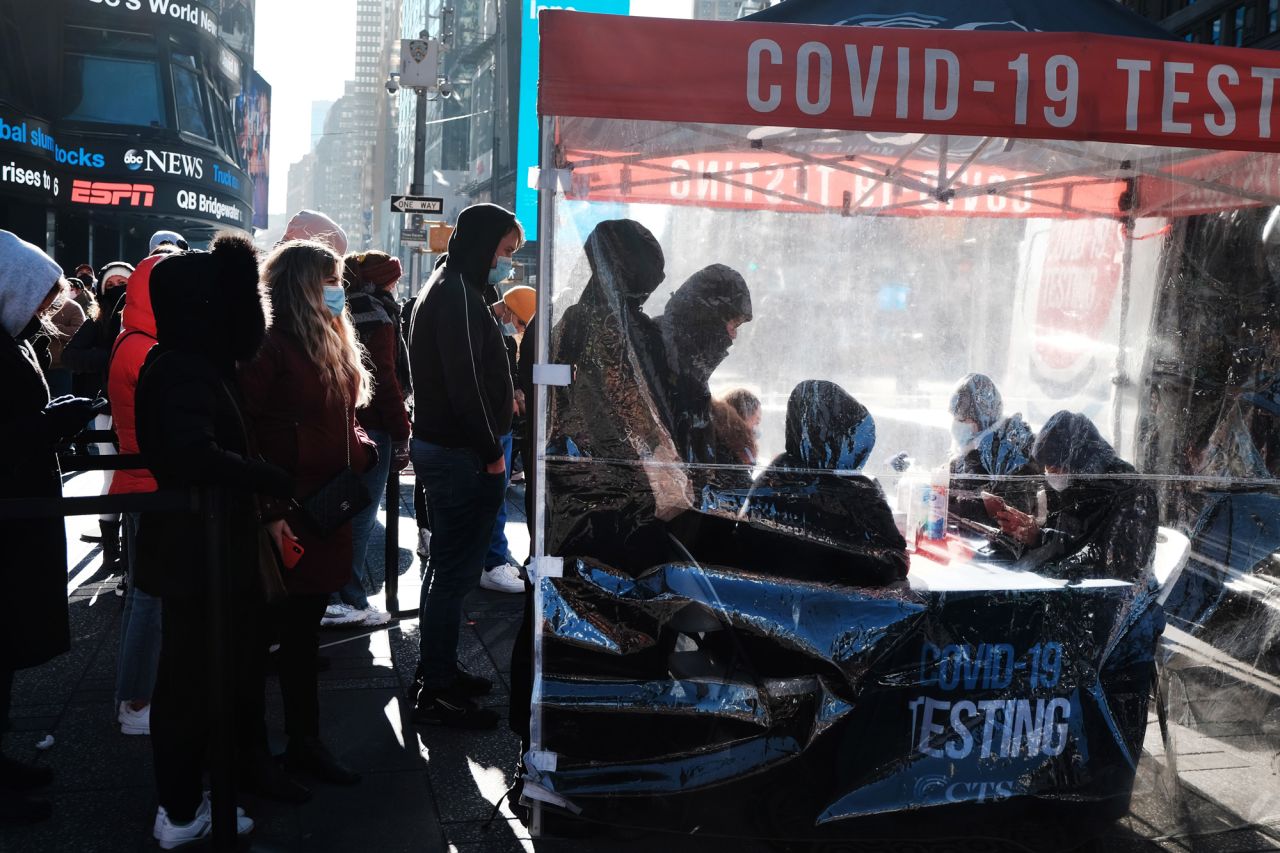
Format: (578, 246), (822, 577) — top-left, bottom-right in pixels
(239, 239), (375, 789)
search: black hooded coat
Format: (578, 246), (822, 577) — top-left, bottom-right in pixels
(654, 264), (752, 465)
(0, 332), (69, 671)
(546, 220), (680, 574)
(1029, 411), (1157, 582)
(408, 203), (515, 464)
(739, 380), (907, 586)
(134, 236), (293, 599)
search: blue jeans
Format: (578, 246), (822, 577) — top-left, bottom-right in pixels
(337, 429), (393, 610)
(115, 512), (162, 705)
(414, 439), (505, 690)
(485, 433), (514, 569)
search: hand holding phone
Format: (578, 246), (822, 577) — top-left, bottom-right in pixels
(280, 532), (305, 569)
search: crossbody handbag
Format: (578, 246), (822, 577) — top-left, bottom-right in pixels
(296, 402), (372, 535)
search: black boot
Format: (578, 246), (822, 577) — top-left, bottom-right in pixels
(0, 792), (51, 826)
(282, 737), (361, 786)
(239, 751), (312, 804)
(99, 519), (122, 572)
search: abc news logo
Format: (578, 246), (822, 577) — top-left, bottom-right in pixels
(124, 148), (204, 179)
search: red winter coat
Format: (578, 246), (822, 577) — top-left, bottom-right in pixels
(238, 329), (376, 596)
(107, 254), (165, 496)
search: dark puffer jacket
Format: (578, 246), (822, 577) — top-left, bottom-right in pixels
(134, 235), (294, 600)
(738, 380), (907, 586)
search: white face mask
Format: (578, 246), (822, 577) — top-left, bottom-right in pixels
(951, 420), (977, 449)
(1045, 472), (1071, 492)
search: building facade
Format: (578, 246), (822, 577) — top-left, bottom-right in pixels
(1121, 0), (1280, 48)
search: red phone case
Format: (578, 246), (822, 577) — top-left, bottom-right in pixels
(281, 534), (304, 569)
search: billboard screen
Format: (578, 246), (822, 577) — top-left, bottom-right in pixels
(516, 0), (630, 242)
(235, 70), (271, 229)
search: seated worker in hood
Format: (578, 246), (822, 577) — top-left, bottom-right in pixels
(737, 380), (908, 586)
(988, 411), (1157, 582)
(947, 373), (1040, 527)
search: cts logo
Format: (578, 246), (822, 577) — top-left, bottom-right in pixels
(70, 180), (155, 207)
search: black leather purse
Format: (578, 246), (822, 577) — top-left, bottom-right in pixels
(297, 404), (372, 535)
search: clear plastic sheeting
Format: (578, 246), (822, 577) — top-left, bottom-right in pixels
(526, 115), (1280, 845)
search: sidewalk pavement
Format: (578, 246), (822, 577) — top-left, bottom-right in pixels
(6, 470), (1280, 852)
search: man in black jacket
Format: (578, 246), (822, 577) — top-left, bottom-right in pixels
(408, 203), (520, 729)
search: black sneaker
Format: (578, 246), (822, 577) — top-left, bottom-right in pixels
(0, 792), (51, 826)
(450, 666), (492, 697)
(412, 691), (499, 730)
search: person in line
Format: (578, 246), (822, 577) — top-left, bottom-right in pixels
(547, 219), (688, 575)
(988, 411), (1158, 582)
(947, 373), (1040, 527)
(281, 209), (348, 255)
(739, 379), (909, 586)
(653, 264), (753, 465)
(0, 232), (99, 826)
(481, 284), (536, 594)
(712, 388), (761, 467)
(408, 204), (521, 729)
(43, 292), (86, 398)
(134, 233), (294, 847)
(323, 250), (412, 627)
(240, 239), (375, 782)
(106, 246), (182, 737)
(68, 273), (98, 318)
(63, 259), (134, 572)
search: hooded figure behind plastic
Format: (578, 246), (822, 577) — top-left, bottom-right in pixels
(737, 380), (908, 586)
(1029, 411), (1158, 583)
(546, 219), (690, 574)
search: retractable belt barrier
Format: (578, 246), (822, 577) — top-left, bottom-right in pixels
(0, 439), (240, 850)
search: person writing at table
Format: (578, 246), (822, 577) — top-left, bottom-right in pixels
(947, 373), (1040, 526)
(987, 411), (1157, 582)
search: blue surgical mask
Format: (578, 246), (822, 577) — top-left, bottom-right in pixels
(489, 256), (513, 286)
(500, 321), (519, 337)
(322, 285), (346, 317)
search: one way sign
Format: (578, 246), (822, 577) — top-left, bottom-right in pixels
(390, 195), (444, 214)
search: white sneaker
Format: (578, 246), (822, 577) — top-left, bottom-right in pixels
(154, 793), (252, 849)
(320, 603), (365, 627)
(118, 701), (150, 736)
(154, 798), (247, 840)
(361, 605), (392, 626)
(479, 563), (525, 594)
(416, 528), (432, 558)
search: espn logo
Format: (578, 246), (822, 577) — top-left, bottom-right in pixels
(69, 180), (155, 207)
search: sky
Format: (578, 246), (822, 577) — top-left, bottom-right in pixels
(254, 0), (356, 216)
(252, 0), (691, 217)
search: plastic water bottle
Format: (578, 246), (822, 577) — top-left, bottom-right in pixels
(921, 468), (949, 541)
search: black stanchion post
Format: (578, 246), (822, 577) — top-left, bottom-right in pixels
(202, 486), (238, 850)
(385, 460), (401, 614)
